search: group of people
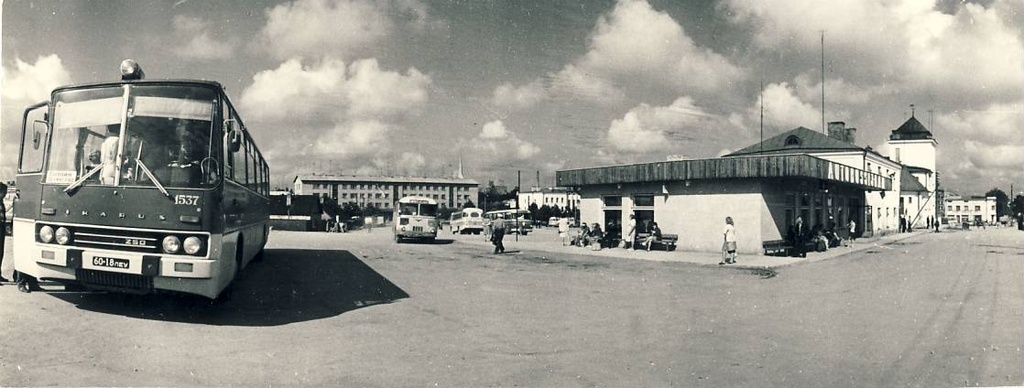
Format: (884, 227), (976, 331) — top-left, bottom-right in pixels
(556, 215), (667, 252)
(787, 217), (858, 257)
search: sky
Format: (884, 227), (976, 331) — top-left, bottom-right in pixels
(2, 0), (1022, 196)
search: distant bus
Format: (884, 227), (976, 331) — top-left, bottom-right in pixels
(449, 207), (484, 235)
(393, 196), (439, 242)
(11, 59), (270, 299)
(484, 209), (532, 235)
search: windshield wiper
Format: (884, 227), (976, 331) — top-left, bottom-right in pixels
(134, 159), (172, 199)
(63, 166), (105, 195)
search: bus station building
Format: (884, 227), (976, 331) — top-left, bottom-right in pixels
(556, 118), (939, 255)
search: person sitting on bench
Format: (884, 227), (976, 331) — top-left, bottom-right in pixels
(643, 222), (662, 251)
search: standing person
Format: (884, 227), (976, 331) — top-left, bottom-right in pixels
(490, 220), (506, 254)
(0, 182), (8, 282)
(847, 218), (857, 247)
(720, 216), (737, 265)
(557, 217), (570, 246)
(626, 214), (637, 250)
(793, 217), (806, 257)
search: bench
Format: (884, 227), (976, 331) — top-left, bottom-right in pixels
(762, 238), (818, 257)
(762, 239), (792, 256)
(635, 233), (678, 251)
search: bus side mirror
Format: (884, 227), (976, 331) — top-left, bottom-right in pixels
(224, 119), (241, 153)
(32, 120), (47, 150)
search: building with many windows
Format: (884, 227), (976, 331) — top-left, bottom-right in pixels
(517, 187), (580, 212)
(293, 175), (480, 209)
(944, 194), (997, 226)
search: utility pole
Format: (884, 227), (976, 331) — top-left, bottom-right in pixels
(516, 170), (521, 242)
(820, 31), (826, 134)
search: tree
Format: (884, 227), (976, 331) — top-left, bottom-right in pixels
(985, 188), (1009, 218)
(1012, 195), (1024, 217)
(462, 199), (476, 209)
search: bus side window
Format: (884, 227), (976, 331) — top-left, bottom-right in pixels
(19, 105), (48, 173)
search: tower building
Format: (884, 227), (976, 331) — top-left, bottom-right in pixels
(888, 112), (938, 228)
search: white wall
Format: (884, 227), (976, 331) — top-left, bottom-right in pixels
(579, 180), (767, 255)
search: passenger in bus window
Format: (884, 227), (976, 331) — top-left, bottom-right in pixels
(99, 126), (120, 185)
(85, 150), (102, 174)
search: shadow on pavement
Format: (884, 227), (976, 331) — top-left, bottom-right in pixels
(398, 238), (454, 245)
(50, 248), (410, 326)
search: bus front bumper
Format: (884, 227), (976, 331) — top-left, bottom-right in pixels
(31, 245), (216, 279)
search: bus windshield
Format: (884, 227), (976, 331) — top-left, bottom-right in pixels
(399, 203), (438, 217)
(46, 84), (219, 189)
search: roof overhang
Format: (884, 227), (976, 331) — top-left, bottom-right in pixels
(556, 154), (891, 191)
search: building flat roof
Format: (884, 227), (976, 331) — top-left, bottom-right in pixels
(556, 154), (891, 191)
(295, 175), (478, 185)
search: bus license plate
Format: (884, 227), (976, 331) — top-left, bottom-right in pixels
(93, 256), (130, 270)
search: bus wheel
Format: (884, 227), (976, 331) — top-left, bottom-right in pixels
(394, 234), (402, 243)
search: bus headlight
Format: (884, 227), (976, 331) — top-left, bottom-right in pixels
(183, 236), (203, 255)
(55, 227), (72, 245)
(39, 225), (54, 243)
(162, 236), (181, 254)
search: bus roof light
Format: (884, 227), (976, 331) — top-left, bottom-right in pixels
(120, 59), (145, 80)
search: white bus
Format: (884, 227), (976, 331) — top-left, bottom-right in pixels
(393, 196), (439, 243)
(450, 207), (485, 235)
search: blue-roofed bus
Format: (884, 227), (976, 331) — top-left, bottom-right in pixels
(11, 60), (270, 299)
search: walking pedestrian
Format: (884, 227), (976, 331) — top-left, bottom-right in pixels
(720, 216), (737, 265)
(0, 182), (8, 282)
(847, 219), (857, 247)
(557, 217), (569, 246)
(491, 220), (506, 254)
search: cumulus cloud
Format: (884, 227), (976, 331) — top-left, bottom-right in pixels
(940, 103), (1024, 171)
(241, 58), (430, 124)
(257, 0), (434, 61)
(468, 120), (541, 165)
(551, 0), (744, 103)
(314, 119), (393, 158)
(171, 15), (235, 60)
(1, 55), (71, 178)
(548, 64), (626, 104)
(757, 82), (821, 132)
(725, 0), (1023, 104)
(238, 57), (431, 167)
(607, 97), (715, 154)
(2, 54), (70, 102)
(345, 59), (430, 117)
(491, 81), (546, 111)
